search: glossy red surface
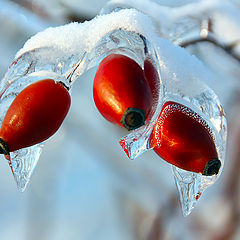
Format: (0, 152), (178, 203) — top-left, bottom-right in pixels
(0, 79), (71, 152)
(152, 101), (219, 174)
(93, 54), (153, 130)
(144, 57), (160, 103)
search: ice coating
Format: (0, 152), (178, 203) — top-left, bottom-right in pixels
(0, 7), (227, 216)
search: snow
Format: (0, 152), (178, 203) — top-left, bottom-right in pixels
(16, 8), (213, 98)
(16, 9), (155, 58)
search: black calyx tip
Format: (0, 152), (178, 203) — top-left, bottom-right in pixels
(202, 158), (221, 176)
(0, 138), (10, 155)
(56, 81), (70, 91)
(121, 108), (145, 131)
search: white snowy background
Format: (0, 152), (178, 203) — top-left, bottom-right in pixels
(0, 0), (239, 240)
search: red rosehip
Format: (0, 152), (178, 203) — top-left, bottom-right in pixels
(151, 101), (221, 176)
(0, 79), (71, 157)
(93, 54), (153, 130)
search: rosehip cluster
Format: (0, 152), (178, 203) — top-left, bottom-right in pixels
(0, 53), (221, 176)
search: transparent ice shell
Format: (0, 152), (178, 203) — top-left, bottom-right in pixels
(0, 8), (227, 217)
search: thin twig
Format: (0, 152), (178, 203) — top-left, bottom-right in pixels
(180, 35), (240, 63)
(11, 0), (50, 20)
(66, 52), (87, 83)
(146, 193), (178, 240)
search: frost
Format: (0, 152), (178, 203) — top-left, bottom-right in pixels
(0, 4), (227, 216)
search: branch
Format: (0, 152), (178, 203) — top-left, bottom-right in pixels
(146, 193), (178, 240)
(180, 35), (240, 63)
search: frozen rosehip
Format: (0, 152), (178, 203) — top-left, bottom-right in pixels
(0, 79), (71, 157)
(93, 54), (153, 130)
(151, 101), (221, 176)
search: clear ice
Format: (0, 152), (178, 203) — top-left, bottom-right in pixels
(0, 1), (227, 216)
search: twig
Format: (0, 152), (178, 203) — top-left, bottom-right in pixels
(180, 35), (240, 63)
(10, 0), (50, 20)
(66, 52), (87, 83)
(146, 193), (178, 240)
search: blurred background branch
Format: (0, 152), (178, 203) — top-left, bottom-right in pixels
(180, 18), (240, 63)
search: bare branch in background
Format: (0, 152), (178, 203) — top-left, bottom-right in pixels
(10, 0), (51, 20)
(58, 2), (93, 23)
(10, 0), (92, 23)
(180, 18), (240, 63)
(180, 35), (240, 63)
(146, 193), (178, 240)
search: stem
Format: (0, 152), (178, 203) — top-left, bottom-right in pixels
(180, 35), (240, 63)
